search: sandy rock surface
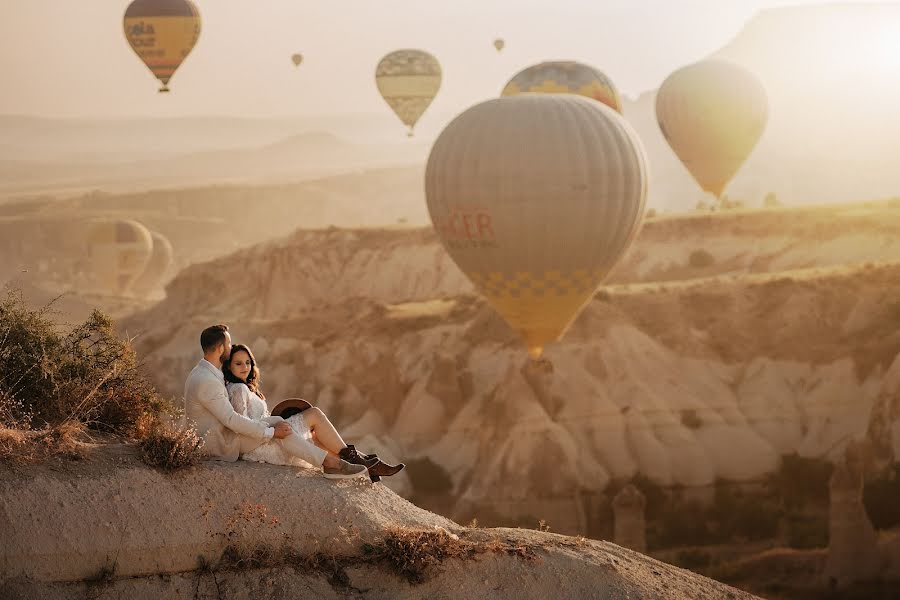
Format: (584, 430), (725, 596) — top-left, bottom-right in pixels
(0, 445), (759, 599)
(0, 444), (453, 583)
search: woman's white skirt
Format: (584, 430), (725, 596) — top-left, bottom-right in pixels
(240, 413), (314, 467)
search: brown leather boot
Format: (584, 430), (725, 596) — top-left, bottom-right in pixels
(339, 445), (405, 482)
(367, 459), (405, 478)
(339, 445), (381, 482)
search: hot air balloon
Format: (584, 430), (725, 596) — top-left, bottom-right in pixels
(425, 95), (647, 359)
(291, 53), (303, 67)
(375, 49), (442, 137)
(131, 231), (174, 295)
(494, 39), (505, 52)
(656, 59), (768, 201)
(502, 60), (622, 113)
(85, 220), (154, 296)
(123, 0), (201, 93)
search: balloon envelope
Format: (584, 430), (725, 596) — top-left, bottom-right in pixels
(494, 39), (505, 52)
(425, 95), (647, 358)
(131, 231), (174, 294)
(656, 59), (768, 198)
(502, 60), (621, 113)
(375, 49), (442, 136)
(291, 53), (303, 67)
(123, 0), (201, 92)
(85, 220), (154, 295)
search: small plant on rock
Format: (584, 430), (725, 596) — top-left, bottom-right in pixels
(140, 424), (204, 471)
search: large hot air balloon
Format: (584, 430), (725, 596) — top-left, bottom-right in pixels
(123, 0), (201, 93)
(85, 220), (154, 296)
(656, 59), (768, 200)
(375, 50), (442, 137)
(502, 60), (622, 113)
(493, 39), (505, 52)
(291, 53), (303, 67)
(131, 231), (174, 295)
(425, 95), (647, 359)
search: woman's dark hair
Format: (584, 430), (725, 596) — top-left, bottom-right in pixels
(222, 343), (264, 399)
(200, 324), (229, 353)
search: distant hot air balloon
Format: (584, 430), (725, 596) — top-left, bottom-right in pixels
(291, 53), (303, 67)
(123, 0), (201, 93)
(502, 60), (622, 113)
(494, 39), (505, 52)
(131, 231), (174, 295)
(375, 49), (442, 137)
(85, 220), (154, 296)
(426, 95), (647, 359)
(656, 59), (768, 200)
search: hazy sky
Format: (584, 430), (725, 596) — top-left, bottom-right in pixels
(0, 0), (882, 120)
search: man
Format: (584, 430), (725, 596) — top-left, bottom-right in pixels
(184, 324), (367, 479)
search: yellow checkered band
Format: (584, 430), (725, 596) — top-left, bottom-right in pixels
(467, 268), (605, 299)
(466, 268), (606, 357)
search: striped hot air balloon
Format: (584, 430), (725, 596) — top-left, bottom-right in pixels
(85, 219), (154, 296)
(656, 59), (768, 200)
(131, 230), (174, 295)
(375, 49), (442, 137)
(502, 61), (622, 113)
(426, 95), (647, 358)
(123, 0), (201, 93)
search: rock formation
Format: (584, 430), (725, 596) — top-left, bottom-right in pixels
(824, 441), (881, 587)
(613, 484), (647, 553)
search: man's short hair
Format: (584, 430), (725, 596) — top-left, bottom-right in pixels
(200, 324), (229, 353)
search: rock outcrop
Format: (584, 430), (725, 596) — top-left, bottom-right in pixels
(0, 445), (759, 600)
(613, 485), (647, 554)
(823, 442), (882, 587)
(121, 215), (900, 534)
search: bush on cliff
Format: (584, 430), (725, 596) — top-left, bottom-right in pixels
(0, 290), (173, 460)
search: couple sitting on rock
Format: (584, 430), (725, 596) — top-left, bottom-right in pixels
(184, 324), (404, 480)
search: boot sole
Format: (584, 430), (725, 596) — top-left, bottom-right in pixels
(323, 469), (369, 480)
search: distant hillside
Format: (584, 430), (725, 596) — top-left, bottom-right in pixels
(123, 204), (900, 535)
(0, 166), (427, 284)
(0, 127), (427, 198)
(0, 113), (414, 162)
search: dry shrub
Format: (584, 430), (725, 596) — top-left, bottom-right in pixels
(218, 544), (278, 570)
(364, 527), (536, 584)
(688, 249), (716, 269)
(139, 425), (204, 471)
(364, 528), (477, 583)
(0, 420), (88, 463)
(680, 409), (703, 430)
(209, 528), (536, 586)
(0, 290), (172, 443)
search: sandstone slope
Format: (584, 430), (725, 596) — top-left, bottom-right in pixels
(0, 444), (758, 600)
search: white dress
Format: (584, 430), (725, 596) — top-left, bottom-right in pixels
(226, 382), (315, 467)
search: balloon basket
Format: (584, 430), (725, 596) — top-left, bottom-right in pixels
(525, 355), (554, 375)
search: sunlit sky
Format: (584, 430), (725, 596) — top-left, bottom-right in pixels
(0, 0), (886, 119)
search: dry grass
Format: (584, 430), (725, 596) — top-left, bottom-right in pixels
(0, 420), (88, 463)
(688, 249), (716, 268)
(363, 527), (481, 583)
(139, 425), (205, 471)
(212, 527), (537, 586)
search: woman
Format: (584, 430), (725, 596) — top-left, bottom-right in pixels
(222, 343), (404, 480)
